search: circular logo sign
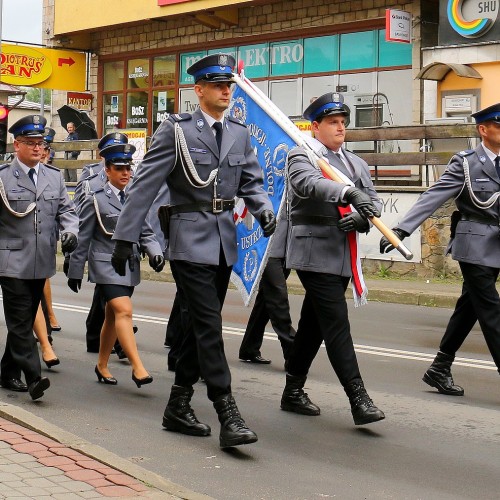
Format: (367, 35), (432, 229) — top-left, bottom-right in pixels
(1, 45), (52, 86)
(447, 0), (498, 38)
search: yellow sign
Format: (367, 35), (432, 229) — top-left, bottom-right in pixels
(1, 44), (86, 91)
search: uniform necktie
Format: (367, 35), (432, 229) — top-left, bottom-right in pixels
(335, 152), (354, 177)
(213, 122), (223, 152)
(495, 156), (500, 179)
(119, 190), (125, 205)
(28, 169), (36, 186)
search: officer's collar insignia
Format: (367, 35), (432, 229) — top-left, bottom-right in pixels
(14, 169), (19, 178)
(219, 54), (228, 67)
(106, 188), (112, 195)
(480, 155), (486, 162)
(197, 119), (204, 128)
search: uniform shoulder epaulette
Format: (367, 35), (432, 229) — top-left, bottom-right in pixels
(456, 150), (474, 157)
(0, 163), (10, 170)
(89, 186), (104, 195)
(85, 162), (100, 168)
(44, 164), (61, 172)
(168, 113), (192, 123)
(85, 171), (99, 181)
(227, 115), (246, 127)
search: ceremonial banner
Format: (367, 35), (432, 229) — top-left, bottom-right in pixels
(229, 83), (296, 305)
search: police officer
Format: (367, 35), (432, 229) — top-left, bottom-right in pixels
(73, 132), (129, 353)
(239, 210), (295, 365)
(0, 115), (78, 400)
(380, 102), (500, 395)
(282, 93), (385, 426)
(111, 53), (276, 448)
(67, 143), (163, 386)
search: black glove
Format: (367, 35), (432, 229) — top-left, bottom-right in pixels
(344, 187), (381, 219)
(260, 210), (276, 237)
(149, 254), (165, 273)
(67, 278), (82, 293)
(111, 240), (134, 276)
(63, 253), (70, 276)
(61, 232), (78, 253)
(338, 212), (370, 233)
(379, 228), (409, 254)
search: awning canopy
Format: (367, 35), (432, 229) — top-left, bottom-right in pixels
(416, 62), (482, 81)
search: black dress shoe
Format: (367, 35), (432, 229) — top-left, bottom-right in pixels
(1, 378), (28, 392)
(132, 372), (153, 388)
(43, 357), (60, 369)
(95, 366), (117, 385)
(28, 377), (50, 400)
(239, 354), (271, 364)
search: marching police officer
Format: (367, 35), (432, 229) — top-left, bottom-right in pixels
(111, 53), (276, 448)
(282, 93), (385, 426)
(72, 132), (129, 353)
(0, 115), (78, 400)
(380, 102), (500, 394)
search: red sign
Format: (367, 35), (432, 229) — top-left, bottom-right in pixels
(158, 0), (193, 5)
(67, 92), (93, 111)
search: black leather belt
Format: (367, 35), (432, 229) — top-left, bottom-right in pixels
(168, 199), (235, 215)
(291, 214), (339, 226)
(461, 214), (500, 225)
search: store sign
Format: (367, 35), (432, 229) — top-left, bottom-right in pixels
(439, 0), (500, 45)
(67, 92), (93, 111)
(0, 44), (86, 91)
(385, 9), (412, 43)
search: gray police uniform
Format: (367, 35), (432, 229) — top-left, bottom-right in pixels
(0, 158), (78, 384)
(113, 109), (273, 401)
(68, 184), (161, 287)
(396, 144), (500, 371)
(285, 145), (382, 385)
(73, 161), (104, 211)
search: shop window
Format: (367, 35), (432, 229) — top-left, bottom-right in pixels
(270, 40), (303, 77)
(103, 61), (124, 92)
(378, 30), (412, 67)
(269, 79), (302, 117)
(152, 90), (175, 133)
(303, 35), (339, 74)
(103, 94), (124, 131)
(179, 51), (206, 85)
(153, 56), (176, 87)
(126, 91), (148, 128)
(340, 31), (377, 71)
(128, 58), (150, 90)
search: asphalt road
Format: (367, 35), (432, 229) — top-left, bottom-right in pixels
(1, 273), (499, 500)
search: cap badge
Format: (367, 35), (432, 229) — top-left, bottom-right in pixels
(218, 54), (228, 67)
(124, 144), (131, 153)
(33, 116), (40, 124)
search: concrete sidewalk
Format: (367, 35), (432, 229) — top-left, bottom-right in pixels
(0, 402), (212, 500)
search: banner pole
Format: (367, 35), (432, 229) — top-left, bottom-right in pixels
(231, 72), (413, 261)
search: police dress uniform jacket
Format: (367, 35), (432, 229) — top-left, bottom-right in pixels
(112, 109), (273, 266)
(68, 184), (162, 287)
(73, 161), (104, 211)
(0, 158), (78, 279)
(286, 146), (381, 276)
(397, 144), (500, 269)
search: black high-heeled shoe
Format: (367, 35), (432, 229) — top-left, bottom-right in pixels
(95, 365), (117, 385)
(132, 372), (153, 388)
(43, 357), (60, 369)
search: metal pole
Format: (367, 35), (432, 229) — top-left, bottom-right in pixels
(40, 88), (44, 117)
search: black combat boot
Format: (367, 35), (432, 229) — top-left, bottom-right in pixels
(162, 385), (211, 436)
(344, 378), (385, 425)
(213, 394), (258, 448)
(280, 374), (320, 415)
(422, 351), (464, 396)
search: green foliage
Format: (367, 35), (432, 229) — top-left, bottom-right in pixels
(21, 87), (51, 106)
(377, 263), (391, 278)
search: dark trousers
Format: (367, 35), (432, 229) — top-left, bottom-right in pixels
(166, 292), (184, 370)
(86, 285), (105, 351)
(0, 278), (45, 384)
(170, 256), (232, 402)
(440, 262), (500, 371)
(286, 271), (361, 387)
(240, 257), (295, 359)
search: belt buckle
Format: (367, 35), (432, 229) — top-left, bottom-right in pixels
(212, 198), (224, 213)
